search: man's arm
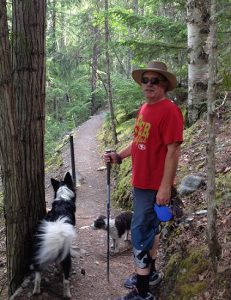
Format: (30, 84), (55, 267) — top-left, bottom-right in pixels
(156, 142), (181, 205)
(118, 141), (132, 160)
(103, 141), (132, 164)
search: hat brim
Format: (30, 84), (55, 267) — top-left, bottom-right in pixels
(132, 68), (177, 91)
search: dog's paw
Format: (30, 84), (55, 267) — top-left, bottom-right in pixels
(63, 280), (72, 298)
(110, 248), (119, 255)
(32, 287), (41, 295)
(63, 290), (72, 299)
(70, 248), (78, 258)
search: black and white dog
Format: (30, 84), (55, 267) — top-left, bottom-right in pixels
(92, 211), (133, 253)
(31, 172), (76, 298)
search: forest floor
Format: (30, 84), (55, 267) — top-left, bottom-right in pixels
(0, 111), (231, 299)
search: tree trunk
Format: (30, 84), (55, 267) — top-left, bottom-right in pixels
(0, 1), (46, 296)
(133, 0), (138, 14)
(104, 0), (118, 145)
(51, 0), (57, 53)
(60, 1), (66, 49)
(206, 0), (221, 270)
(187, 0), (210, 125)
(126, 0), (138, 78)
(91, 25), (99, 115)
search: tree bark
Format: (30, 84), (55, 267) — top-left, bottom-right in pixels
(51, 0), (57, 53)
(0, 1), (46, 296)
(104, 0), (118, 144)
(206, 0), (221, 270)
(60, 1), (66, 49)
(187, 0), (210, 125)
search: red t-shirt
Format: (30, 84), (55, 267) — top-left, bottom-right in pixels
(131, 99), (184, 190)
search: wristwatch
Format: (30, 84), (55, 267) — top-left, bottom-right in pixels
(115, 153), (122, 164)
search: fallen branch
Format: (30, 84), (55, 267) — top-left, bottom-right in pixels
(215, 91), (229, 111)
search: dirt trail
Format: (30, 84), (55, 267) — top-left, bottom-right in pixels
(62, 112), (134, 300)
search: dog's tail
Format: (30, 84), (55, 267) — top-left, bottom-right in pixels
(32, 217), (76, 267)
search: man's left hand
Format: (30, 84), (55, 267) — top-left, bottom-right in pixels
(156, 186), (171, 205)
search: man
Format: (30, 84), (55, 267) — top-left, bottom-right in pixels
(104, 61), (184, 300)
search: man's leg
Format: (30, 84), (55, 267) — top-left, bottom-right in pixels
(149, 234), (160, 259)
(133, 248), (151, 297)
(136, 268), (150, 297)
(149, 234), (160, 274)
(119, 188), (157, 299)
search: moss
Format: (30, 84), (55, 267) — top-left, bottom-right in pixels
(165, 252), (181, 280)
(215, 171), (231, 203)
(182, 120), (206, 149)
(164, 246), (209, 300)
(112, 158), (133, 209)
(182, 122), (199, 146)
(174, 282), (206, 300)
(196, 161), (206, 171)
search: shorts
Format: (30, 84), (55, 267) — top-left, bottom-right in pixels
(131, 188), (160, 251)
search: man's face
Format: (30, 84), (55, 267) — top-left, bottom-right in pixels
(141, 71), (167, 103)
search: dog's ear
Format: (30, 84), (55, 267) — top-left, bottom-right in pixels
(99, 215), (106, 219)
(64, 172), (74, 189)
(51, 178), (60, 192)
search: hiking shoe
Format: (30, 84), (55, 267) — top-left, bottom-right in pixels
(117, 289), (155, 300)
(149, 271), (164, 286)
(124, 272), (163, 289)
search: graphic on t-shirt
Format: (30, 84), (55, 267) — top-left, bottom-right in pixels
(138, 143), (146, 150)
(134, 114), (151, 145)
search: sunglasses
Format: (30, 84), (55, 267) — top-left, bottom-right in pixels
(141, 77), (166, 85)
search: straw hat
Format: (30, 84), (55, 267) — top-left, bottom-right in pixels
(132, 61), (177, 91)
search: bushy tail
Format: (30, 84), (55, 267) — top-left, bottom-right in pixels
(33, 217), (76, 266)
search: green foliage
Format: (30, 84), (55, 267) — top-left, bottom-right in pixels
(45, 2), (107, 162)
(111, 8), (187, 42)
(45, 116), (71, 158)
(110, 6), (187, 64)
(221, 70), (231, 91)
(111, 74), (143, 114)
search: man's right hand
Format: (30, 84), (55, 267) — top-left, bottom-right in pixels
(103, 152), (122, 164)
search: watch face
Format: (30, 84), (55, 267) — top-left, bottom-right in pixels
(154, 204), (173, 222)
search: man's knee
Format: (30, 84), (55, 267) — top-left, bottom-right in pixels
(133, 248), (151, 269)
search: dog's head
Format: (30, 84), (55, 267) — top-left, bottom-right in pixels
(51, 172), (76, 202)
(91, 215), (107, 230)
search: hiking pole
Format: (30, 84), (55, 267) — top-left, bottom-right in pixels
(69, 135), (76, 187)
(105, 149), (112, 282)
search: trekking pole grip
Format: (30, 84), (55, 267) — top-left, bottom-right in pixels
(105, 149), (112, 185)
